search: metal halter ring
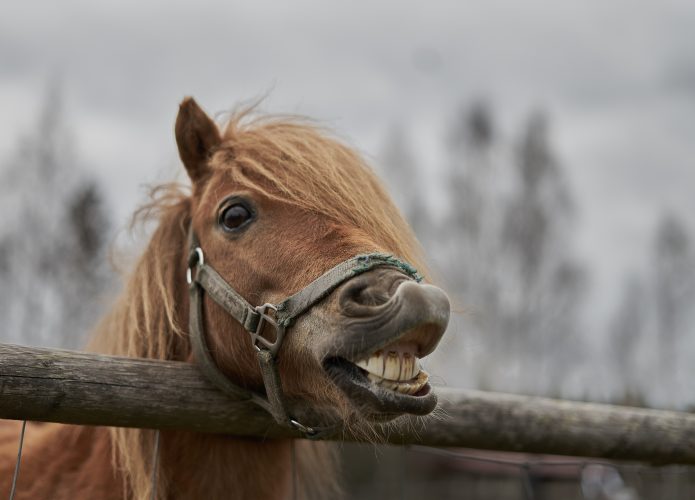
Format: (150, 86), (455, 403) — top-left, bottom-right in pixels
(186, 247), (205, 285)
(289, 419), (317, 437)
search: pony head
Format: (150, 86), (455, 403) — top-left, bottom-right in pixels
(175, 97), (450, 427)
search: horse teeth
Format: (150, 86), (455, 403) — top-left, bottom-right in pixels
(367, 351), (383, 374)
(368, 374), (397, 390)
(357, 347), (429, 395)
(355, 351), (383, 375)
(383, 351), (401, 380)
(402, 353), (418, 380)
(355, 349), (422, 382)
(367, 369), (429, 395)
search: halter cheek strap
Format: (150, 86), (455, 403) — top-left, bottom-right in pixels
(186, 229), (422, 437)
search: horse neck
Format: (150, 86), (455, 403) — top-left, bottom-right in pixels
(0, 423), (123, 500)
(150, 253), (295, 497)
(158, 432), (293, 499)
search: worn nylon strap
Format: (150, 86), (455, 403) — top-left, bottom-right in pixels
(276, 253), (422, 326)
(190, 279), (337, 436)
(196, 264), (261, 333)
(257, 349), (290, 424)
(189, 281), (272, 412)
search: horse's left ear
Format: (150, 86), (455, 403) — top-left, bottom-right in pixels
(175, 97), (221, 184)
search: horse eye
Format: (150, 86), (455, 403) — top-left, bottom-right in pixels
(219, 203), (253, 231)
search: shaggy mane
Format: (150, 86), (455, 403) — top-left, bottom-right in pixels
(88, 109), (425, 499)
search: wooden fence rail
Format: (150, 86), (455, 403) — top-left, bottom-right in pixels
(1, 343), (694, 465)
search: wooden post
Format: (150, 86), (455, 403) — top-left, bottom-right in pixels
(1, 343), (694, 464)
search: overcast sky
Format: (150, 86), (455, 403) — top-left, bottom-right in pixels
(2, 0), (694, 325)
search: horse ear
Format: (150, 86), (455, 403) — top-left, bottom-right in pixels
(175, 97), (221, 184)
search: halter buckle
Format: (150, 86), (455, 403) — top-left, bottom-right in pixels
(250, 303), (285, 356)
(186, 247), (205, 285)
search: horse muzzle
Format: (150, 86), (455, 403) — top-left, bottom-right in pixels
(322, 269), (450, 420)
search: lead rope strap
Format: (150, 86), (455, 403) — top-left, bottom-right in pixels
(257, 349), (291, 424)
(189, 277), (276, 415)
(189, 282), (257, 402)
(8, 420), (26, 500)
(149, 429), (161, 500)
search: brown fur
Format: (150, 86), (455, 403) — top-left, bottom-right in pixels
(0, 103), (425, 499)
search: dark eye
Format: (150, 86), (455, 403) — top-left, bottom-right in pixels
(219, 203), (253, 231)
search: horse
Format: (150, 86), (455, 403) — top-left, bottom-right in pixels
(0, 97), (450, 499)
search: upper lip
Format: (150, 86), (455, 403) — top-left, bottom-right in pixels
(322, 281), (451, 364)
(317, 280), (451, 418)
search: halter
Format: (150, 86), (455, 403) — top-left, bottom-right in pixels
(186, 228), (422, 438)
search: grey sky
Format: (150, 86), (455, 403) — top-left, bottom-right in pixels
(1, 0), (694, 325)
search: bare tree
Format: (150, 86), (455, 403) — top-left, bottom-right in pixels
(437, 102), (512, 390)
(651, 213), (695, 399)
(498, 112), (586, 393)
(0, 84), (114, 348)
(434, 105), (586, 396)
(378, 123), (431, 242)
(609, 274), (648, 405)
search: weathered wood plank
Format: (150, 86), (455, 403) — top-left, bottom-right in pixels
(1, 343), (694, 464)
(0, 343), (282, 437)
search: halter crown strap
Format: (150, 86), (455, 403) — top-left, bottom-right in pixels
(186, 229), (422, 437)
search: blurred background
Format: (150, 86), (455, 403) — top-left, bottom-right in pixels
(1, 1), (694, 498)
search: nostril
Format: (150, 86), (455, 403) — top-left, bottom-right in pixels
(339, 277), (391, 310)
(341, 280), (366, 305)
